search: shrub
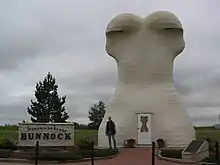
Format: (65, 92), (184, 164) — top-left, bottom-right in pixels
(94, 149), (118, 157)
(156, 138), (165, 149)
(0, 149), (13, 158)
(204, 137), (215, 152)
(30, 149), (118, 161)
(0, 138), (17, 150)
(204, 137), (212, 143)
(80, 148), (118, 158)
(160, 149), (183, 159)
(33, 154), (83, 161)
(77, 138), (94, 150)
(126, 139), (136, 148)
(202, 155), (216, 163)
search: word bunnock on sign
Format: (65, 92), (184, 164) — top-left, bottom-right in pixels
(18, 123), (74, 147)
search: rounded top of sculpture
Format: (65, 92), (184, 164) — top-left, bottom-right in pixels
(106, 11), (183, 34)
(105, 11), (185, 63)
(145, 11), (182, 29)
(106, 13), (143, 33)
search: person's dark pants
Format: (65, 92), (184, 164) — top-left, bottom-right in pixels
(108, 134), (116, 149)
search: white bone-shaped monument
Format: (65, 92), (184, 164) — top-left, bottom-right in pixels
(98, 11), (195, 148)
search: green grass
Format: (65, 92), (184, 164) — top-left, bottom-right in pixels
(0, 125), (18, 141)
(195, 126), (220, 142)
(74, 129), (98, 145)
(1, 126), (220, 145)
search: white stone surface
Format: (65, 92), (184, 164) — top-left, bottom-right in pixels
(98, 11), (195, 148)
(182, 140), (209, 162)
(18, 123), (74, 146)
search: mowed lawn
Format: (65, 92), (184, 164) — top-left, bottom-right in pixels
(1, 126), (220, 144)
(195, 126), (220, 142)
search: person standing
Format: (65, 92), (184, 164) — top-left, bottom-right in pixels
(105, 116), (117, 149)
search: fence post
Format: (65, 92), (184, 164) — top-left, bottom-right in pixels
(152, 141), (155, 165)
(91, 141), (94, 165)
(35, 141), (39, 165)
(216, 142), (219, 165)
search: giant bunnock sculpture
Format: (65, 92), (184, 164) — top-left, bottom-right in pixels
(98, 11), (195, 148)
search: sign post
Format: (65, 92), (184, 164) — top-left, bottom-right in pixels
(35, 141), (39, 165)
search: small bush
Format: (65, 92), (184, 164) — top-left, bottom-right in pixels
(203, 137), (215, 152)
(94, 149), (118, 157)
(202, 155), (216, 163)
(126, 139), (136, 148)
(0, 149), (13, 158)
(156, 139), (165, 149)
(30, 149), (118, 161)
(80, 148), (118, 158)
(204, 137), (212, 143)
(34, 154), (83, 161)
(0, 138), (17, 150)
(160, 149), (183, 159)
(77, 138), (94, 150)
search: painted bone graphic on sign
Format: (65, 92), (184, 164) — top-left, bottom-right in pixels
(98, 11), (195, 148)
(140, 116), (148, 132)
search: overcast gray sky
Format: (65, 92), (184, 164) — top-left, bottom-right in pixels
(0, 0), (220, 126)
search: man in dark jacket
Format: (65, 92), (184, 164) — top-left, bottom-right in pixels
(105, 116), (117, 149)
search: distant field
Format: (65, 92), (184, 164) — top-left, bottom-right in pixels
(0, 125), (18, 141)
(74, 129), (98, 144)
(1, 126), (220, 144)
(195, 126), (220, 142)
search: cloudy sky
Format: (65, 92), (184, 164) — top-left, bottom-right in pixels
(0, 0), (220, 126)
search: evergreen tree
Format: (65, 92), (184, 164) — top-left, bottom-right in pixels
(88, 101), (106, 129)
(27, 72), (69, 123)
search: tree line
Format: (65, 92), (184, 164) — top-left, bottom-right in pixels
(27, 72), (106, 130)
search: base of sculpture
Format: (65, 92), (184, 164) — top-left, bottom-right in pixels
(98, 110), (195, 148)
